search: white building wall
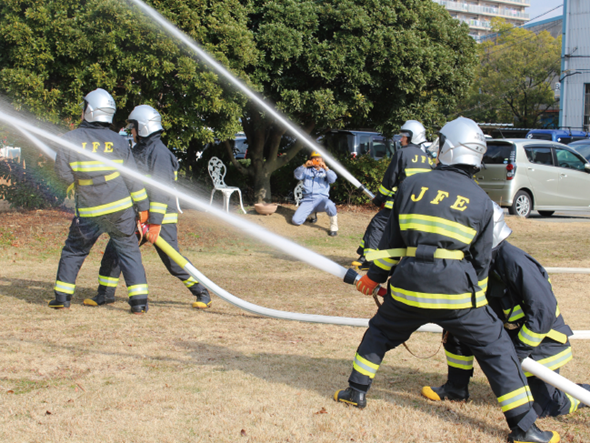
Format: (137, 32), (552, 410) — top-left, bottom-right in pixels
(560, 0), (590, 130)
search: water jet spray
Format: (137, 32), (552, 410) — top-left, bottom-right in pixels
(125, 0), (375, 200)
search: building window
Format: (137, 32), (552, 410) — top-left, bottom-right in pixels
(585, 84), (590, 131)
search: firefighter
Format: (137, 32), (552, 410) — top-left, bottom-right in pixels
(291, 152), (338, 236)
(85, 105), (212, 310)
(334, 117), (559, 443)
(422, 202), (589, 418)
(49, 88), (150, 314)
(353, 120), (432, 270)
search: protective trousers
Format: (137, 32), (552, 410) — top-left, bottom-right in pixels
(53, 208), (148, 307)
(349, 294), (537, 431)
(292, 195), (337, 226)
(97, 223), (206, 298)
(356, 208), (390, 256)
(443, 332), (583, 417)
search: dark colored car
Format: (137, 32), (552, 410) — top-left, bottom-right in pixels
(321, 130), (399, 161)
(568, 139), (590, 162)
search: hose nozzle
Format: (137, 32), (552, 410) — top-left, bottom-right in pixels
(357, 184), (375, 200)
(343, 268), (361, 285)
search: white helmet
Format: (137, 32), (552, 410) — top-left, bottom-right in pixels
(399, 120), (427, 145)
(492, 201), (512, 249)
(438, 117), (486, 167)
(127, 105), (163, 137)
(82, 88), (116, 123)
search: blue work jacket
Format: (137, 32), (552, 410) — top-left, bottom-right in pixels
(294, 166), (337, 198)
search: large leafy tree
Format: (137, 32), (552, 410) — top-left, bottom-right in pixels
(458, 19), (561, 127)
(223, 0), (478, 201)
(0, 0), (256, 167)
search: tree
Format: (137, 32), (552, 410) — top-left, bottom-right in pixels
(223, 0), (478, 202)
(457, 19), (561, 128)
(0, 0), (256, 173)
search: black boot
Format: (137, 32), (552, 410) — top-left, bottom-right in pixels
(48, 298), (71, 309)
(83, 293), (115, 307)
(421, 381), (469, 401)
(334, 387), (366, 409)
(129, 298), (148, 315)
(307, 213), (318, 224)
(192, 289), (212, 309)
(507, 423), (560, 443)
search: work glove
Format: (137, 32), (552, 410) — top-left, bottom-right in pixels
(139, 210), (149, 224)
(372, 197), (382, 208)
(356, 274), (380, 296)
(146, 224), (161, 244)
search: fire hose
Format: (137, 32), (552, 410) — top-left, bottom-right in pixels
(152, 234), (590, 407)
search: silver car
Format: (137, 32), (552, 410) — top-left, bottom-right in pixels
(477, 139), (590, 217)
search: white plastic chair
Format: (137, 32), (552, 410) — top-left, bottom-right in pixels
(294, 181), (304, 206)
(208, 156), (247, 214)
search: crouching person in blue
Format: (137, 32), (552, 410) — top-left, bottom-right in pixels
(291, 152), (338, 236)
(422, 202), (589, 418)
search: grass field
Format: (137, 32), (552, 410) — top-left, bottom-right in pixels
(1, 205), (589, 442)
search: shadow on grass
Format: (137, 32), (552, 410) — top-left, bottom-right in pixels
(176, 341), (508, 438)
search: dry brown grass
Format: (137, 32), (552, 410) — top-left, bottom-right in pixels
(0, 206), (589, 442)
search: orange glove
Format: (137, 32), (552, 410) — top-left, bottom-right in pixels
(146, 224), (161, 244)
(139, 210), (149, 224)
(356, 274), (379, 295)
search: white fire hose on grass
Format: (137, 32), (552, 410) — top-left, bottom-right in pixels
(154, 235), (590, 407)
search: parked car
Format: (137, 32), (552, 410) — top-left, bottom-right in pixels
(568, 139), (590, 162)
(321, 130), (399, 161)
(477, 139), (590, 218)
(525, 129), (590, 144)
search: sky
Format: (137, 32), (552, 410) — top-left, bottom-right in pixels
(526, 0), (563, 24)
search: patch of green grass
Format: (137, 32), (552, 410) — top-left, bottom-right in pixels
(0, 227), (15, 247)
(5, 378), (52, 395)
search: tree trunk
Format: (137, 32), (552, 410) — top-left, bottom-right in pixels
(253, 168), (271, 203)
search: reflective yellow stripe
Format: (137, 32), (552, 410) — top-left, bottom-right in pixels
(130, 188), (148, 202)
(162, 213), (178, 224)
(399, 214), (477, 245)
(127, 284), (148, 297)
(523, 347), (573, 377)
(54, 280), (75, 295)
(478, 278), (488, 293)
(546, 329), (568, 344)
(566, 392), (581, 414)
(174, 171), (178, 181)
(150, 202), (167, 215)
(183, 277), (198, 288)
(405, 168), (431, 176)
(378, 184), (395, 197)
(77, 196), (133, 217)
(365, 247), (464, 262)
(352, 353), (379, 379)
(373, 257), (399, 272)
(518, 325), (546, 347)
(497, 386), (533, 412)
(70, 159), (123, 172)
(384, 200), (394, 209)
(77, 171), (120, 186)
(445, 350), (474, 370)
(504, 305), (525, 322)
(98, 275), (119, 288)
(390, 285), (487, 310)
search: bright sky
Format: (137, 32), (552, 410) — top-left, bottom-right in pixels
(526, 0), (563, 24)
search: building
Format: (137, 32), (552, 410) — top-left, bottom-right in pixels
(559, 0), (590, 131)
(432, 0), (530, 41)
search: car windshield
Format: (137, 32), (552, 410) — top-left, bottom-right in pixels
(483, 143), (514, 164)
(371, 137), (394, 160)
(323, 132), (354, 157)
(569, 142), (590, 161)
(530, 133), (553, 141)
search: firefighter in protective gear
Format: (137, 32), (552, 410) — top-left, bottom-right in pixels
(422, 203), (589, 418)
(86, 105), (212, 309)
(50, 88), (150, 314)
(335, 117), (559, 443)
(353, 120), (432, 270)
(291, 152), (338, 236)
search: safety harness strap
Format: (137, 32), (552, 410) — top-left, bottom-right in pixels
(366, 247), (464, 262)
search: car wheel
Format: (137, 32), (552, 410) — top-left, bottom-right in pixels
(509, 191), (532, 218)
(538, 211), (554, 217)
